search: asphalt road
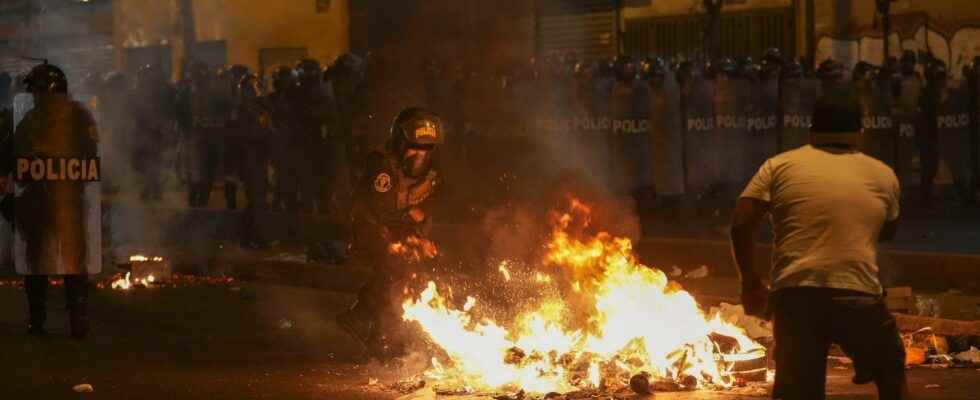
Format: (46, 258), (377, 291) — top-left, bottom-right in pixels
(1, 283), (978, 400)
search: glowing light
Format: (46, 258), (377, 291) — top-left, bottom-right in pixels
(401, 197), (763, 393)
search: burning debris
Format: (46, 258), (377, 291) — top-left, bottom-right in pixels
(399, 198), (766, 396)
(390, 236), (439, 263)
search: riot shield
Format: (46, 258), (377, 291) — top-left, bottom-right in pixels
(713, 75), (749, 190)
(682, 76), (718, 194)
(5, 93), (102, 275)
(649, 70), (685, 197)
(858, 81), (898, 167)
(935, 82), (974, 193)
(755, 77), (781, 162)
(895, 75), (924, 185)
(779, 77), (817, 151)
(604, 82), (649, 194)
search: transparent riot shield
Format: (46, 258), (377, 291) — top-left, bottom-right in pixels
(649, 70), (685, 197)
(682, 76), (717, 195)
(7, 93), (102, 275)
(858, 81), (898, 167)
(935, 82), (975, 192)
(714, 75), (749, 190)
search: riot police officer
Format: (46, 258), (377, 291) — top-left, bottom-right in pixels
(220, 65), (252, 209)
(267, 66), (299, 212)
(233, 73), (273, 246)
(179, 61), (230, 207)
(0, 64), (99, 338)
(337, 107), (443, 359)
(131, 64), (176, 201)
(292, 59), (336, 214)
(642, 57), (685, 206)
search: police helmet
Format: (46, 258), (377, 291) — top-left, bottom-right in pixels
(389, 107), (444, 150)
(271, 65), (298, 92)
(780, 60), (804, 80)
(295, 59), (321, 81)
(638, 56), (667, 80)
(925, 61), (947, 82)
(239, 73), (262, 100)
(24, 63), (68, 94)
(708, 58), (737, 78)
(852, 61), (877, 82)
(816, 58), (845, 81)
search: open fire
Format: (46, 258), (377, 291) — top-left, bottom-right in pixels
(400, 198), (764, 395)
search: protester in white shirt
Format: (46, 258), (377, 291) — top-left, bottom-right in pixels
(730, 86), (907, 400)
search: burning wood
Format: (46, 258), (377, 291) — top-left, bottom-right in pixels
(390, 236), (439, 263)
(399, 198), (766, 396)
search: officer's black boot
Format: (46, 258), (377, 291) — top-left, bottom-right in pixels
(24, 275), (48, 336)
(65, 275), (89, 340)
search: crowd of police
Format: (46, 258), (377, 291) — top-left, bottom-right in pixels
(2, 48), (976, 237)
(496, 49), (980, 210)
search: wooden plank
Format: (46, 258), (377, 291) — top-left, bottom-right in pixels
(894, 314), (980, 337)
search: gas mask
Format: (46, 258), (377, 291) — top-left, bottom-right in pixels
(402, 145), (434, 178)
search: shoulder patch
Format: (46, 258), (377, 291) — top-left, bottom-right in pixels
(373, 173), (392, 193)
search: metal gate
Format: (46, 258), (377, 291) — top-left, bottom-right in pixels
(536, 0), (617, 59)
(623, 7), (795, 60)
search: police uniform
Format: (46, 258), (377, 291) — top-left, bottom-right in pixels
(338, 107), (442, 359)
(0, 64), (99, 338)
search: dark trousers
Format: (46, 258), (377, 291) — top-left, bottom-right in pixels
(919, 143), (939, 204)
(25, 274), (89, 326)
(771, 287), (907, 400)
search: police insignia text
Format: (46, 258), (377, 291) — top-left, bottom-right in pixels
(15, 157), (101, 182)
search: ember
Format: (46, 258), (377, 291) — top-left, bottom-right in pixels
(401, 198), (764, 394)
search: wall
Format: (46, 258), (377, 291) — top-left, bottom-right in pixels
(114, 0), (349, 79)
(814, 0), (980, 76)
(621, 0), (792, 19)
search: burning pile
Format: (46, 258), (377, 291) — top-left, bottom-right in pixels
(400, 198), (764, 395)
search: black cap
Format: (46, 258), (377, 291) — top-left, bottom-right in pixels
(811, 86), (861, 133)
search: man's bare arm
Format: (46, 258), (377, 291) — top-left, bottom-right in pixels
(730, 197), (771, 289)
(879, 218), (899, 242)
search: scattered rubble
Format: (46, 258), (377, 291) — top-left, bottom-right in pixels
(72, 384), (94, 393)
(954, 347), (980, 364)
(684, 265), (710, 279)
(709, 303), (773, 339)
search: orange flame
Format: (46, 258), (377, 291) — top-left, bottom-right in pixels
(402, 198), (763, 393)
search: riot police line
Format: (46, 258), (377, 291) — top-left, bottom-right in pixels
(511, 50), (980, 207)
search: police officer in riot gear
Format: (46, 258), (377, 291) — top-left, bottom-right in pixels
(919, 61), (947, 206)
(1, 64), (99, 338)
(131, 64), (176, 201)
(267, 66), (299, 211)
(178, 61), (229, 207)
(337, 107), (443, 359)
(292, 59), (336, 214)
(817, 58), (846, 85)
(233, 73), (273, 247)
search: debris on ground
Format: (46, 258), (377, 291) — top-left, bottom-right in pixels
(709, 302), (774, 339)
(925, 384), (941, 389)
(954, 347), (980, 364)
(684, 265), (710, 279)
(670, 266), (683, 278)
(390, 377), (426, 394)
(267, 253), (307, 263)
(368, 378), (379, 386)
(277, 318), (293, 330)
(72, 384), (94, 393)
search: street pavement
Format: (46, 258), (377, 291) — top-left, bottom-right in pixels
(2, 282), (978, 400)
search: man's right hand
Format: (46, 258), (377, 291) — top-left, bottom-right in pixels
(741, 284), (770, 319)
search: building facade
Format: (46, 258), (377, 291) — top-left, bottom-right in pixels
(0, 0), (350, 84)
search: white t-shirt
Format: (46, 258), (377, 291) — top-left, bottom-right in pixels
(740, 145), (900, 295)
